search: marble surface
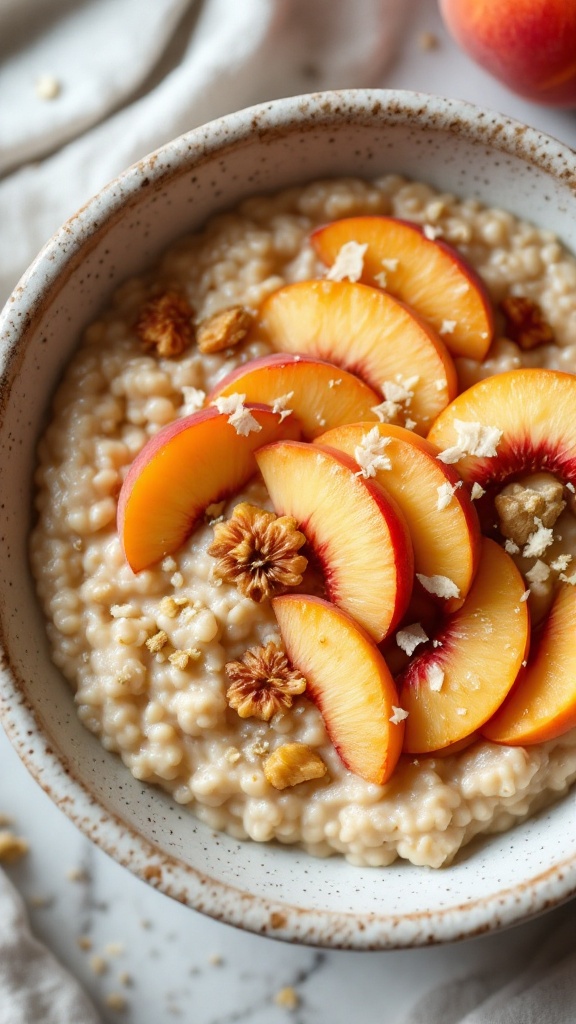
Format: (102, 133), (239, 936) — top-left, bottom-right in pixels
(3, 1), (576, 1021)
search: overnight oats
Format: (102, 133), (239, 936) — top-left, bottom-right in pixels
(30, 176), (576, 869)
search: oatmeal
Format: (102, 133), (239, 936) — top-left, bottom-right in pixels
(30, 176), (576, 868)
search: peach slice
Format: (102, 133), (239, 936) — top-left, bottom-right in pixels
(118, 404), (300, 572)
(427, 368), (576, 491)
(399, 538), (530, 754)
(257, 279), (457, 434)
(207, 353), (381, 439)
(272, 595), (405, 785)
(255, 440), (413, 642)
(311, 217), (494, 360)
(316, 422), (481, 609)
(483, 582), (576, 745)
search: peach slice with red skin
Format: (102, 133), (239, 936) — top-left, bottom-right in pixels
(118, 404), (300, 572)
(311, 216), (494, 360)
(257, 279), (457, 434)
(316, 422), (481, 610)
(272, 595), (405, 785)
(483, 582), (576, 745)
(427, 368), (576, 492)
(207, 353), (381, 439)
(255, 440), (413, 642)
(398, 538), (530, 754)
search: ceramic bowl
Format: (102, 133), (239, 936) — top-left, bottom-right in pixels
(2, 90), (576, 950)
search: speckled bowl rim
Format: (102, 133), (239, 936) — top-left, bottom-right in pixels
(2, 89), (576, 950)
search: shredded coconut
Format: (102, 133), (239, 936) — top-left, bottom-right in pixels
(434, 379), (447, 391)
(389, 706), (409, 724)
(181, 386), (206, 415)
(353, 427), (392, 478)
(519, 589), (531, 602)
(551, 553), (573, 571)
(522, 517), (555, 559)
(213, 393), (262, 436)
(437, 420), (503, 464)
(559, 571), (576, 585)
(436, 480), (463, 511)
(396, 623), (429, 656)
(404, 418), (417, 431)
(440, 319), (457, 334)
(426, 663), (445, 692)
(326, 241), (368, 282)
(471, 482), (485, 501)
(328, 378), (343, 388)
(416, 573), (460, 600)
(271, 391), (294, 423)
(382, 258), (399, 272)
(504, 538), (520, 554)
(374, 271), (387, 287)
(456, 707), (468, 716)
(423, 224), (442, 240)
(525, 560), (551, 584)
(566, 482), (576, 493)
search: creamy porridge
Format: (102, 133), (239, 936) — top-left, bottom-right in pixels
(30, 176), (576, 869)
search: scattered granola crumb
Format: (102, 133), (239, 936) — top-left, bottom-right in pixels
(0, 832), (28, 863)
(209, 503), (307, 602)
(501, 295), (554, 350)
(354, 427), (392, 478)
(427, 663), (445, 692)
(197, 305), (253, 354)
(264, 743), (327, 790)
(206, 501), (226, 520)
(208, 953), (223, 966)
(77, 936), (93, 951)
(105, 992), (127, 1012)
(225, 642), (307, 721)
(396, 623), (429, 656)
(326, 241), (368, 282)
(471, 482), (485, 501)
(213, 393), (262, 436)
(436, 480), (463, 511)
(110, 604), (136, 618)
(35, 74), (61, 100)
(416, 573), (460, 600)
(159, 596), (181, 618)
(224, 746), (241, 764)
(437, 420), (502, 464)
(390, 706), (409, 724)
(274, 986), (299, 1010)
(118, 972), (132, 987)
(89, 955), (107, 976)
(146, 630), (169, 654)
(418, 30), (439, 50)
(66, 867), (89, 883)
(170, 571), (184, 588)
(135, 290), (194, 358)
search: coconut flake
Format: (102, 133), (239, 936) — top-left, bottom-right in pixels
(551, 553), (573, 572)
(440, 319), (457, 335)
(417, 573), (460, 600)
(404, 418), (417, 431)
(423, 224), (442, 240)
(426, 663), (445, 692)
(354, 427), (392, 478)
(181, 386), (206, 415)
(437, 480), (463, 511)
(559, 571), (576, 585)
(326, 241), (368, 282)
(525, 560), (551, 584)
(471, 482), (485, 501)
(456, 707), (468, 716)
(213, 393), (262, 436)
(272, 391), (294, 423)
(504, 538), (520, 555)
(437, 420), (503, 465)
(519, 589), (531, 602)
(396, 623), (429, 656)
(522, 517), (555, 559)
(374, 271), (388, 288)
(389, 706), (409, 724)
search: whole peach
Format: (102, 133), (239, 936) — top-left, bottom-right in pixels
(440, 0), (576, 107)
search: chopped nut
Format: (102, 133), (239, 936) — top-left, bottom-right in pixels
(496, 479), (565, 547)
(105, 992), (127, 1012)
(274, 986), (300, 1010)
(208, 502), (307, 602)
(89, 954), (107, 976)
(146, 630), (169, 653)
(501, 295), (554, 350)
(197, 305), (253, 354)
(264, 743), (327, 790)
(225, 642), (307, 721)
(135, 290), (194, 357)
(0, 831), (28, 863)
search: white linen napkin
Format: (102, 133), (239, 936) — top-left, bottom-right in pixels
(0, 872), (100, 1024)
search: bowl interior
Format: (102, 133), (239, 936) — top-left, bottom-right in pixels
(2, 90), (576, 948)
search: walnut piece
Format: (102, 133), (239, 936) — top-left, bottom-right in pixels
(225, 642), (307, 721)
(264, 743), (327, 790)
(197, 305), (253, 354)
(135, 290), (194, 357)
(501, 296), (554, 351)
(495, 477), (565, 547)
(208, 502), (307, 602)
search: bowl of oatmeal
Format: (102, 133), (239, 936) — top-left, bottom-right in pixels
(2, 90), (576, 949)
